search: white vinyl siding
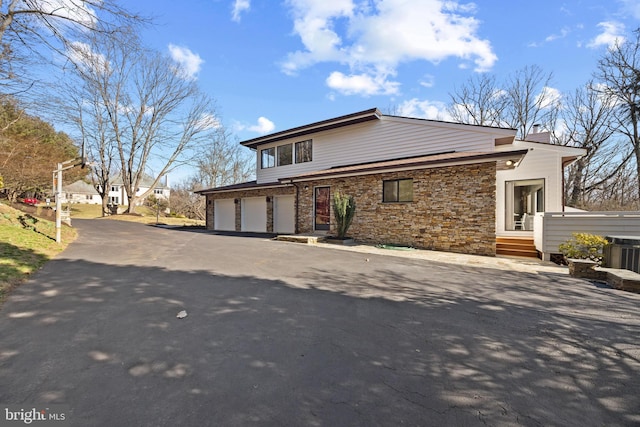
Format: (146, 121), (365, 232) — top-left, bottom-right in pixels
(256, 116), (508, 184)
(496, 141), (566, 235)
(241, 197), (267, 232)
(274, 195), (295, 234)
(214, 199), (236, 231)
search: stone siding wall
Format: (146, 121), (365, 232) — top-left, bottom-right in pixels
(297, 163), (497, 256)
(205, 186), (295, 232)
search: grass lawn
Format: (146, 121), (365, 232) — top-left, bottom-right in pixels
(70, 203), (205, 227)
(0, 202), (77, 304)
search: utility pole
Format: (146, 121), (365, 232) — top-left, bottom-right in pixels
(54, 158), (85, 244)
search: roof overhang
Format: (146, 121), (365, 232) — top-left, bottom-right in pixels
(240, 108), (382, 149)
(194, 181), (289, 195)
(279, 150), (529, 183)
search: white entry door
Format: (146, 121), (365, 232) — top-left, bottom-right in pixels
(214, 199), (235, 231)
(274, 195), (295, 234)
(241, 197), (267, 232)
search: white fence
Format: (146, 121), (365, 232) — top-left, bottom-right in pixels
(534, 211), (640, 260)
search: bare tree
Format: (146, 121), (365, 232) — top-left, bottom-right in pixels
(447, 74), (507, 127)
(169, 178), (206, 220)
(193, 128), (253, 189)
(595, 29), (640, 203)
(0, 0), (146, 93)
(503, 65), (558, 138)
(64, 30), (220, 213)
(447, 65), (558, 138)
(555, 82), (617, 208)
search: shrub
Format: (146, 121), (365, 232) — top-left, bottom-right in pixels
(558, 233), (608, 265)
(332, 191), (356, 239)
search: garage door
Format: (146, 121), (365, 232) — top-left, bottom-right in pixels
(274, 195), (295, 234)
(241, 197), (267, 232)
(214, 199), (235, 231)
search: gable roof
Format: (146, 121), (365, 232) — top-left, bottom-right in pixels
(111, 173), (169, 189)
(63, 180), (99, 195)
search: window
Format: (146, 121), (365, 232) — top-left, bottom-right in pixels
(383, 179), (413, 202)
(154, 189), (163, 195)
(261, 147), (275, 168)
(111, 186), (118, 192)
(277, 144), (292, 166)
(295, 140), (312, 163)
(109, 196), (119, 204)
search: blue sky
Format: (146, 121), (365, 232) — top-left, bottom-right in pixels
(131, 0), (640, 142)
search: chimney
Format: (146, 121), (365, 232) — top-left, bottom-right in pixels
(532, 124), (540, 134)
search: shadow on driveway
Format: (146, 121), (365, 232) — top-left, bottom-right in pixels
(1, 248), (639, 426)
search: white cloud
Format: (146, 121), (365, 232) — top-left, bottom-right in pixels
(587, 21), (625, 48)
(619, 0), (640, 20)
(536, 86), (563, 110)
(281, 0), (497, 96)
(237, 117), (275, 134)
(326, 71), (400, 96)
(67, 41), (109, 73)
(231, 0), (251, 22)
(168, 44), (204, 79)
(196, 113), (222, 130)
(28, 0), (98, 29)
(419, 75), (435, 88)
(397, 98), (452, 121)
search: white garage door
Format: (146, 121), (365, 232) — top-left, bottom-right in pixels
(214, 199), (235, 231)
(274, 195), (295, 234)
(241, 197), (267, 232)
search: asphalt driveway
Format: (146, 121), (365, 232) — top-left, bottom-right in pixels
(1, 219), (639, 426)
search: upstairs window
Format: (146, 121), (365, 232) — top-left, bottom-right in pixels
(383, 179), (413, 202)
(295, 140), (312, 163)
(261, 147), (275, 169)
(278, 143), (292, 166)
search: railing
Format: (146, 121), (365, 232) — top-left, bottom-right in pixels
(533, 211), (640, 260)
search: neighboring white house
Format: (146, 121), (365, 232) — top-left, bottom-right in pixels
(197, 108), (586, 257)
(61, 180), (101, 205)
(63, 174), (170, 207)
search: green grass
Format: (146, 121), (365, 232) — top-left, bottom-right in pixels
(0, 203), (76, 304)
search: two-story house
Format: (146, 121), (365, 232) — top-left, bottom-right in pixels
(196, 108), (585, 256)
(107, 173), (170, 207)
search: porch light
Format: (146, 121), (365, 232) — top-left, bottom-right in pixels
(506, 160), (513, 166)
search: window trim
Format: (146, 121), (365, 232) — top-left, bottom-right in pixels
(261, 147), (275, 169)
(277, 143), (293, 166)
(295, 139), (312, 164)
(383, 178), (413, 203)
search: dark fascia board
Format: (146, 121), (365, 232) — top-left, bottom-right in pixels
(194, 180), (288, 195)
(280, 150), (530, 183)
(240, 108), (381, 149)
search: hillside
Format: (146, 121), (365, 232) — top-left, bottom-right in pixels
(0, 202), (77, 303)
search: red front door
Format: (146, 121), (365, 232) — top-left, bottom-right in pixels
(314, 187), (330, 231)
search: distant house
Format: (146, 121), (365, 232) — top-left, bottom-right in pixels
(61, 180), (101, 205)
(196, 108), (586, 257)
(107, 173), (170, 207)
(63, 174), (170, 207)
